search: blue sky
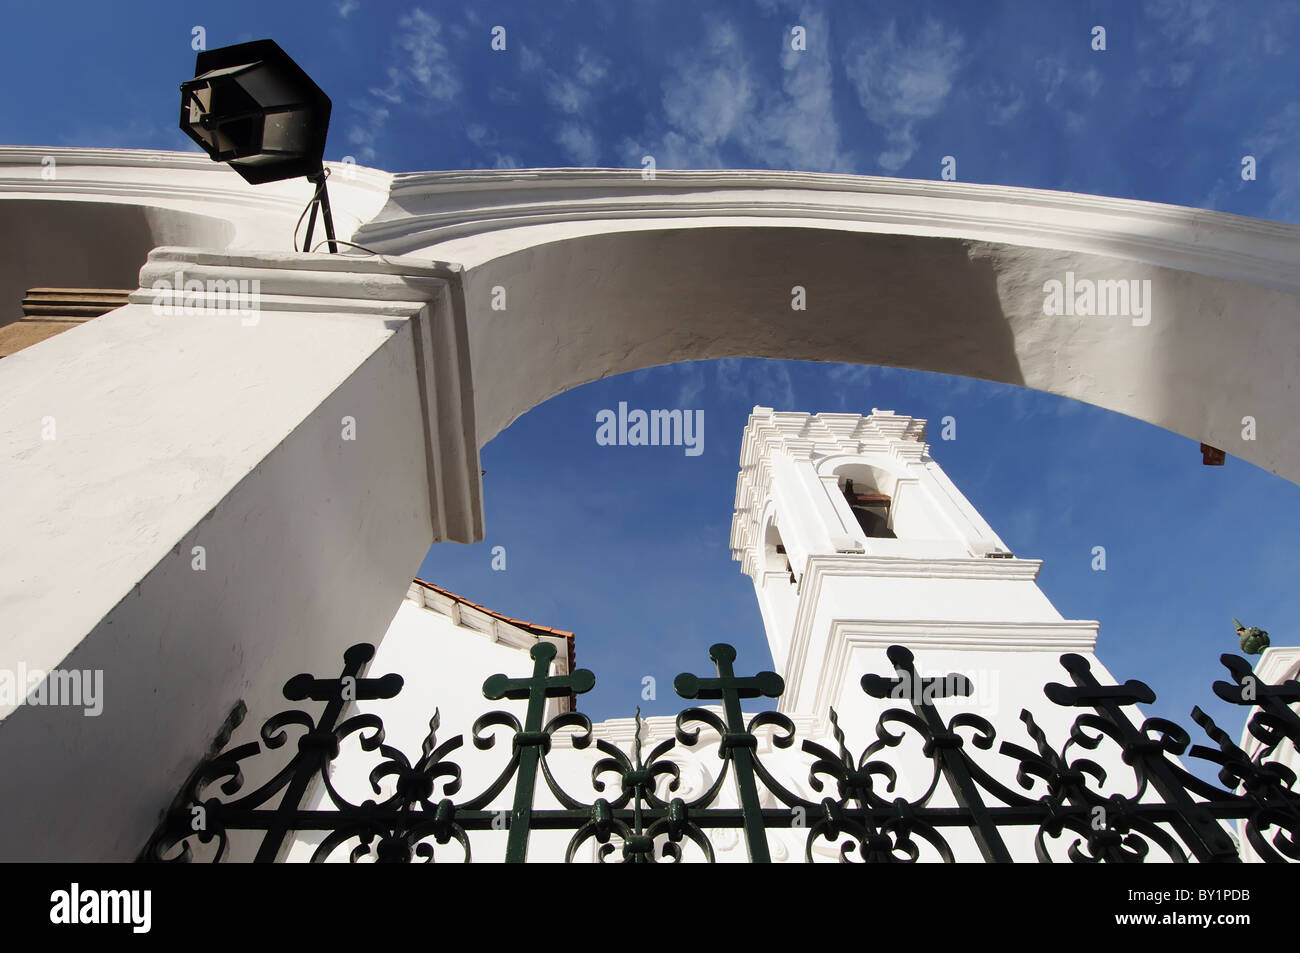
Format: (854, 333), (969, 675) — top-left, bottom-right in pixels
(2, 1), (1298, 769)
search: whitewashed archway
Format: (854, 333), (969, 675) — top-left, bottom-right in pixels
(0, 148), (1296, 858)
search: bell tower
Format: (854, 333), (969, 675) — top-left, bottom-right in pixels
(730, 407), (1110, 723)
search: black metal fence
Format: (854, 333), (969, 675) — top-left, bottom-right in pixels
(141, 640), (1300, 863)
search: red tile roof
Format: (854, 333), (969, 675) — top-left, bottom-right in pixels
(410, 578), (578, 701)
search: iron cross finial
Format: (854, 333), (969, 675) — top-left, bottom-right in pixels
(482, 641), (596, 862)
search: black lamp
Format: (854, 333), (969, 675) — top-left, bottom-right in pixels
(180, 38), (338, 252)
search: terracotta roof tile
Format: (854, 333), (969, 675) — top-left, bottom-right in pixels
(410, 578), (578, 705)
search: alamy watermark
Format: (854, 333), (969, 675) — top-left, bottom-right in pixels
(150, 270), (262, 325)
(1042, 272), (1151, 326)
(50, 883), (150, 933)
(596, 402), (704, 457)
(889, 669), (1000, 716)
(0, 664), (103, 716)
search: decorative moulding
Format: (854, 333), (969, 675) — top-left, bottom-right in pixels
(797, 619), (1102, 718)
(732, 408), (932, 578)
(128, 245), (482, 545)
(356, 165), (1300, 295)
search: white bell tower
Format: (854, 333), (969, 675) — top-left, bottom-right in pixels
(730, 407), (1114, 730)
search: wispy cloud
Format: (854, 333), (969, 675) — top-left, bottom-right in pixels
(760, 8), (853, 171)
(1136, 0), (1258, 90)
(715, 359), (797, 409)
(555, 123), (600, 166)
(346, 9), (459, 163)
(979, 80), (1025, 125)
(465, 122), (521, 169)
(675, 364), (709, 407)
(844, 18), (964, 172)
(1144, 0), (1218, 47)
(544, 47), (610, 114)
(375, 9), (460, 105)
(1212, 101), (1300, 223)
(631, 8), (852, 172)
(519, 44), (612, 167)
(346, 104), (389, 164)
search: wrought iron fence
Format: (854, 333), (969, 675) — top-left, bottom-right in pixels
(140, 640), (1300, 863)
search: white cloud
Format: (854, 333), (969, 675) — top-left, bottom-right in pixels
(844, 18), (964, 172)
(1144, 0), (1218, 47)
(981, 81), (1025, 125)
(824, 364), (876, 390)
(674, 364), (709, 407)
(1135, 0), (1225, 88)
(661, 23), (756, 160)
(1137, 60), (1195, 89)
(575, 48), (609, 88)
(543, 46), (611, 114)
(1079, 66), (1103, 98)
(556, 123), (600, 166)
(714, 359), (796, 409)
(336, 0), (359, 18)
(1200, 101), (1300, 223)
(347, 105), (389, 164)
(346, 10), (460, 165)
(519, 44), (612, 166)
(546, 77), (589, 114)
(1256, 102), (1300, 223)
(1036, 56), (1067, 105)
(366, 11), (460, 106)
(390, 9), (460, 103)
(760, 9), (853, 171)
(519, 46), (545, 73)
(1034, 56), (1105, 133)
(645, 8), (852, 172)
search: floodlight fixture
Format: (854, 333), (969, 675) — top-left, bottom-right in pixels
(180, 38), (338, 252)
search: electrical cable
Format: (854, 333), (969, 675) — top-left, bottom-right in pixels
(292, 169), (330, 252)
(309, 238), (383, 255)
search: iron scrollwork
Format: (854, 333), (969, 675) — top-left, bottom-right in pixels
(141, 639), (1300, 863)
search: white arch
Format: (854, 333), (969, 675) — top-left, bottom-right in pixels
(1, 147), (1298, 859)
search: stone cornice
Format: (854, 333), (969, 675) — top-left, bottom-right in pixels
(130, 246), (464, 315)
(357, 167), (1300, 292)
(798, 553), (1044, 581)
(1248, 646), (1300, 691)
(792, 619), (1101, 717)
(787, 556), (1047, 653)
(782, 553), (1057, 703)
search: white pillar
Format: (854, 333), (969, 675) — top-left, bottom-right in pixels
(0, 247), (482, 859)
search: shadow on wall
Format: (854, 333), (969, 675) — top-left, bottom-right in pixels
(461, 226), (1027, 444)
(0, 201), (235, 326)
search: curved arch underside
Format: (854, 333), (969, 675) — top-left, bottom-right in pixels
(444, 223), (1297, 483)
(0, 152), (1296, 479)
